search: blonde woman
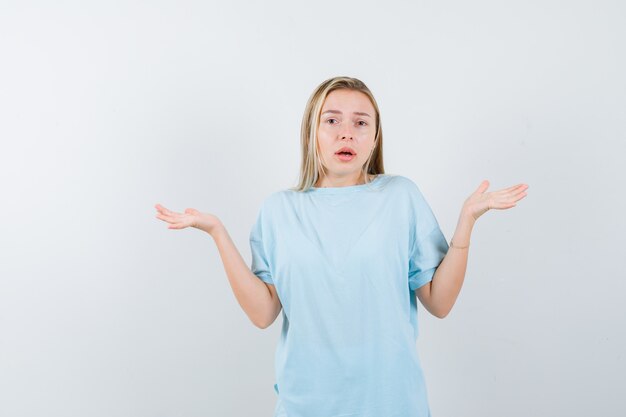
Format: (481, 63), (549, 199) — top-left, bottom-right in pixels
(155, 76), (528, 416)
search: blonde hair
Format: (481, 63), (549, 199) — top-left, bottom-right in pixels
(289, 76), (385, 192)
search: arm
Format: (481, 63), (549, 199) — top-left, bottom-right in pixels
(154, 203), (282, 329)
(416, 211), (473, 319)
(211, 223), (282, 329)
(416, 180), (528, 318)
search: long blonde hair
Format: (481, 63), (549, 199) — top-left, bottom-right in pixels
(289, 76), (385, 192)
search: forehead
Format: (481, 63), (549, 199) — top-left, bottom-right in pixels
(321, 89), (374, 114)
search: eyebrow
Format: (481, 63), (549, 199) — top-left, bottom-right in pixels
(321, 109), (372, 118)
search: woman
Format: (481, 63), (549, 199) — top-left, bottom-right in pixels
(155, 76), (528, 416)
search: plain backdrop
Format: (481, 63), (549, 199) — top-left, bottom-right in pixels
(1, 1), (624, 416)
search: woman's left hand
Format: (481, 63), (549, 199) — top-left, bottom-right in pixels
(462, 180), (529, 222)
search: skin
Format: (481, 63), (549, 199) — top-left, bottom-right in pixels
(154, 88), (529, 322)
(314, 89), (378, 187)
(419, 180), (528, 318)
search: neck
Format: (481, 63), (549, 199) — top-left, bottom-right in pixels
(315, 173), (373, 188)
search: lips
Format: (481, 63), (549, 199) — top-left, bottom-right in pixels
(335, 147), (356, 155)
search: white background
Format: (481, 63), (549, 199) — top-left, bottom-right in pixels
(1, 1), (624, 416)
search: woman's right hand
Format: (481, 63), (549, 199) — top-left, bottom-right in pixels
(154, 203), (223, 235)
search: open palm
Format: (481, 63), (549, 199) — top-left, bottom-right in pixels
(154, 203), (221, 234)
(154, 204), (200, 229)
(464, 180), (529, 221)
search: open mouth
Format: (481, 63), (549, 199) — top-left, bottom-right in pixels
(335, 147), (356, 161)
(335, 147), (356, 156)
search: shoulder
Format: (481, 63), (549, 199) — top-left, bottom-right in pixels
(254, 189), (293, 221)
(386, 176), (437, 228)
(263, 189), (292, 209)
(251, 191), (286, 239)
(378, 174), (425, 202)
(261, 190), (284, 206)
(387, 174), (421, 192)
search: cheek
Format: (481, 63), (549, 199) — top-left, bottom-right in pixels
(316, 132), (333, 151)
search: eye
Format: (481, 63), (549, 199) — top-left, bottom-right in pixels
(358, 120), (367, 126)
(327, 118), (338, 125)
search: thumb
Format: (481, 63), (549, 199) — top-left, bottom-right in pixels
(474, 180), (489, 194)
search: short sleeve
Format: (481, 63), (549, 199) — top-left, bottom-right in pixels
(249, 205), (274, 285)
(407, 183), (449, 290)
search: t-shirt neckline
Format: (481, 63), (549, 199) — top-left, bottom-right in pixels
(308, 174), (385, 194)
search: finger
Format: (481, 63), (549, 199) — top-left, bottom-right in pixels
(505, 188), (528, 201)
(492, 201), (517, 209)
(155, 204), (170, 214)
(497, 185), (528, 199)
(514, 191), (528, 202)
(156, 204), (180, 217)
(511, 184), (528, 193)
(156, 214), (171, 224)
(155, 205), (169, 215)
(498, 191), (524, 202)
(495, 193), (525, 206)
(162, 208), (183, 219)
(474, 180), (490, 194)
(498, 183), (527, 194)
(156, 213), (177, 223)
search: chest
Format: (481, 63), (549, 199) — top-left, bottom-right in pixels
(269, 199), (411, 283)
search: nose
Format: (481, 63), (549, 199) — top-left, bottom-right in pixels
(339, 124), (355, 140)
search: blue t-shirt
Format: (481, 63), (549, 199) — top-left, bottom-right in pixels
(249, 174), (449, 417)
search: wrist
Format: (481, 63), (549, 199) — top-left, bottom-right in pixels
(449, 239), (470, 249)
(460, 206), (476, 226)
(451, 209), (474, 249)
(205, 221), (226, 238)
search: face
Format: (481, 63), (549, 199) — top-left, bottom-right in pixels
(316, 89), (377, 185)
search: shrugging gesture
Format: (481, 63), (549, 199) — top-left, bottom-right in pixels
(418, 179), (529, 318)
